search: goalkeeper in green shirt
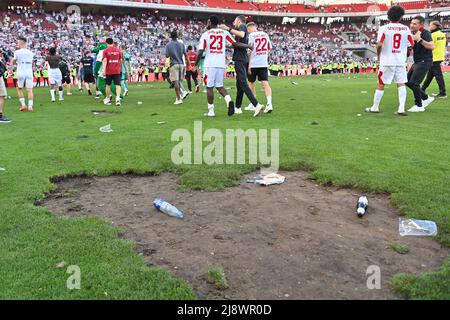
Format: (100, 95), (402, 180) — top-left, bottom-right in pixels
(121, 45), (131, 96)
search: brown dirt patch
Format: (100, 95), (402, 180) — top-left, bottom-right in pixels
(42, 171), (448, 299)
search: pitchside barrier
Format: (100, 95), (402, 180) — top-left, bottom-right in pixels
(4, 66), (450, 87)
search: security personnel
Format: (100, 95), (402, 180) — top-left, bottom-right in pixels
(34, 68), (41, 87)
(421, 20), (447, 98)
(144, 66), (150, 82)
(42, 68), (49, 87)
(13, 69), (18, 87)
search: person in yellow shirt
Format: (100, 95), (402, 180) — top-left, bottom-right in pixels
(421, 20), (447, 98)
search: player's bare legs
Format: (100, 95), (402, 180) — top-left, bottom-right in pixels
(216, 87), (234, 117)
(115, 83), (121, 103)
(261, 80), (273, 113)
(249, 81), (256, 97)
(16, 86), (25, 110)
(396, 83), (407, 115)
(366, 83), (384, 113)
(173, 80), (182, 104)
(204, 86), (215, 117)
(105, 84), (111, 101)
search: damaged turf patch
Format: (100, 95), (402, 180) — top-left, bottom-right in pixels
(41, 171), (449, 299)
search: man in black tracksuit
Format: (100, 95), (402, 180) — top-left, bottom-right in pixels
(406, 15), (435, 112)
(220, 15), (261, 115)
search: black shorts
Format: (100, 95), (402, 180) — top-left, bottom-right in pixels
(62, 76), (71, 84)
(248, 67), (268, 82)
(105, 74), (121, 86)
(84, 73), (95, 83)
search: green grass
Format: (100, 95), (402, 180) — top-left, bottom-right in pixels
(206, 267), (229, 290)
(0, 73), (449, 299)
(390, 241), (410, 254)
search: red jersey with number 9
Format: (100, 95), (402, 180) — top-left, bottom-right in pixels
(199, 28), (235, 69)
(377, 23), (414, 67)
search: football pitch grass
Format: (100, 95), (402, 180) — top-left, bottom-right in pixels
(0, 73), (449, 299)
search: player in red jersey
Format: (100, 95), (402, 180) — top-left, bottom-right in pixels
(186, 46), (199, 94)
(101, 38), (124, 106)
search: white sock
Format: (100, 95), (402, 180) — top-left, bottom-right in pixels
(398, 86), (406, 113)
(116, 96), (120, 102)
(28, 100), (33, 109)
(372, 89), (384, 110)
(224, 95), (231, 104)
(19, 97), (26, 106)
(208, 103), (214, 111)
(59, 90), (63, 99)
(50, 90), (55, 100)
(267, 96), (272, 105)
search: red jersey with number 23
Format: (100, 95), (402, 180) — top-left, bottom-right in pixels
(103, 46), (123, 75)
(199, 28), (235, 69)
(377, 23), (414, 67)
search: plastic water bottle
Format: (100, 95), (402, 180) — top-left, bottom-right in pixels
(153, 198), (184, 218)
(356, 196), (368, 217)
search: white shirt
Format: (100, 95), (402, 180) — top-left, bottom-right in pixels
(199, 28), (235, 69)
(377, 23), (414, 67)
(14, 48), (34, 77)
(248, 31), (272, 68)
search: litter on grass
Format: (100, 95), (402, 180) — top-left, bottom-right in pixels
(361, 91), (367, 94)
(0, 167), (5, 171)
(399, 218), (437, 236)
(246, 173), (285, 186)
(99, 124), (113, 133)
(137, 101), (143, 105)
(291, 81), (298, 85)
(157, 121), (166, 125)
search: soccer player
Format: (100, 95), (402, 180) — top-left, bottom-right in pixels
(246, 22), (273, 116)
(365, 5), (413, 116)
(79, 50), (95, 95)
(195, 15), (250, 117)
(220, 16), (263, 115)
(421, 20), (447, 99)
(186, 45), (199, 94)
(12, 36), (34, 112)
(45, 47), (64, 102)
(165, 30), (190, 105)
(101, 38), (123, 106)
(121, 45), (131, 96)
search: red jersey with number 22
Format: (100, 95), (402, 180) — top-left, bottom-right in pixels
(199, 28), (235, 69)
(377, 23), (414, 67)
(103, 46), (123, 75)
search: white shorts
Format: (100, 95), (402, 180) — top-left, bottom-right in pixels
(205, 67), (225, 88)
(49, 68), (62, 86)
(17, 74), (34, 89)
(378, 66), (407, 85)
